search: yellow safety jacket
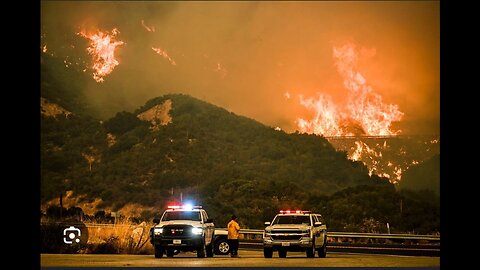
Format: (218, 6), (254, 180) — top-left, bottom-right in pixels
(227, 220), (240, 239)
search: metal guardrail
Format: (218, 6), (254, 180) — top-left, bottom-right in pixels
(229, 228), (440, 257)
(327, 232), (440, 241)
(218, 228), (440, 242)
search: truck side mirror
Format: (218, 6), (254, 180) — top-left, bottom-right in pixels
(153, 217), (160, 224)
(314, 221), (322, 227)
(206, 218), (214, 223)
(264, 221), (271, 226)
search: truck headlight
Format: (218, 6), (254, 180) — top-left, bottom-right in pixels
(154, 228), (163, 235)
(192, 227), (203, 235)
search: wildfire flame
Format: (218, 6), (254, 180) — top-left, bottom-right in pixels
(152, 47), (177, 66)
(296, 43), (403, 136)
(393, 166), (402, 182)
(350, 141), (363, 161)
(297, 94), (343, 136)
(78, 28), (125, 83)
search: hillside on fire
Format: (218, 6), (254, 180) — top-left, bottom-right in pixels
(41, 54), (438, 233)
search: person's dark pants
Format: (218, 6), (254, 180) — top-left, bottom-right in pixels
(228, 239), (239, 256)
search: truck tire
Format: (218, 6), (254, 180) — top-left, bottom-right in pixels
(206, 237), (214, 257)
(214, 238), (230, 255)
(264, 247), (273, 258)
(306, 238), (315, 258)
(154, 245), (164, 258)
(317, 237), (327, 258)
(278, 249), (287, 258)
(197, 242), (206, 258)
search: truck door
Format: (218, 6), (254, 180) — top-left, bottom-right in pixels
(316, 214), (327, 246)
(202, 211), (214, 245)
(312, 215), (321, 246)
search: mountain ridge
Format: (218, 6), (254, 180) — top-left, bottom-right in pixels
(41, 92), (391, 228)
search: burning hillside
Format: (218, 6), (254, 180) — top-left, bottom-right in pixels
(289, 43), (428, 183)
(77, 28), (125, 82)
(328, 135), (440, 184)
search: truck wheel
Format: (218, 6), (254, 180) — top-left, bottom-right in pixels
(154, 245), (164, 258)
(317, 237), (327, 258)
(166, 248), (175, 257)
(197, 242), (206, 258)
(306, 238), (315, 258)
(264, 247), (273, 258)
(214, 238), (230, 255)
(206, 237), (214, 257)
(278, 249), (287, 258)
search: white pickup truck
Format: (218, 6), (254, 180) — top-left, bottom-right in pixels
(150, 205), (215, 258)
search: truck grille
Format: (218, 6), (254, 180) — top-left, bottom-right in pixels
(271, 235), (302, 241)
(162, 225), (193, 238)
(271, 230), (303, 241)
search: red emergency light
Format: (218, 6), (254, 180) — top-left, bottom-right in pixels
(279, 210), (311, 214)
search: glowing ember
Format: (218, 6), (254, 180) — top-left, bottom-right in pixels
(380, 173), (390, 178)
(350, 141), (364, 161)
(42, 45), (48, 53)
(152, 47), (177, 66)
(296, 43), (403, 136)
(215, 62), (227, 77)
(393, 166), (402, 182)
(78, 28), (125, 82)
(141, 20), (155, 32)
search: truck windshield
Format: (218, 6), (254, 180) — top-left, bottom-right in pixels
(273, 215), (311, 225)
(162, 211), (201, 221)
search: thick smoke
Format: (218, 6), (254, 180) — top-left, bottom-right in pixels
(41, 1), (439, 135)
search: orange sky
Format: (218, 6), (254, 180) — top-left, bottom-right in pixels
(41, 1), (439, 135)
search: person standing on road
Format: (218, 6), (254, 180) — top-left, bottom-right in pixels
(227, 215), (240, 257)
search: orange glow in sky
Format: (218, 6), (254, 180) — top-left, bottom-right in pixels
(42, 2), (439, 134)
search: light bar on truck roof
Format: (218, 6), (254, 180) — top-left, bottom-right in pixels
(167, 205), (203, 210)
(279, 210), (311, 214)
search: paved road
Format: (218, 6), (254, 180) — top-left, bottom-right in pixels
(41, 250), (440, 267)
